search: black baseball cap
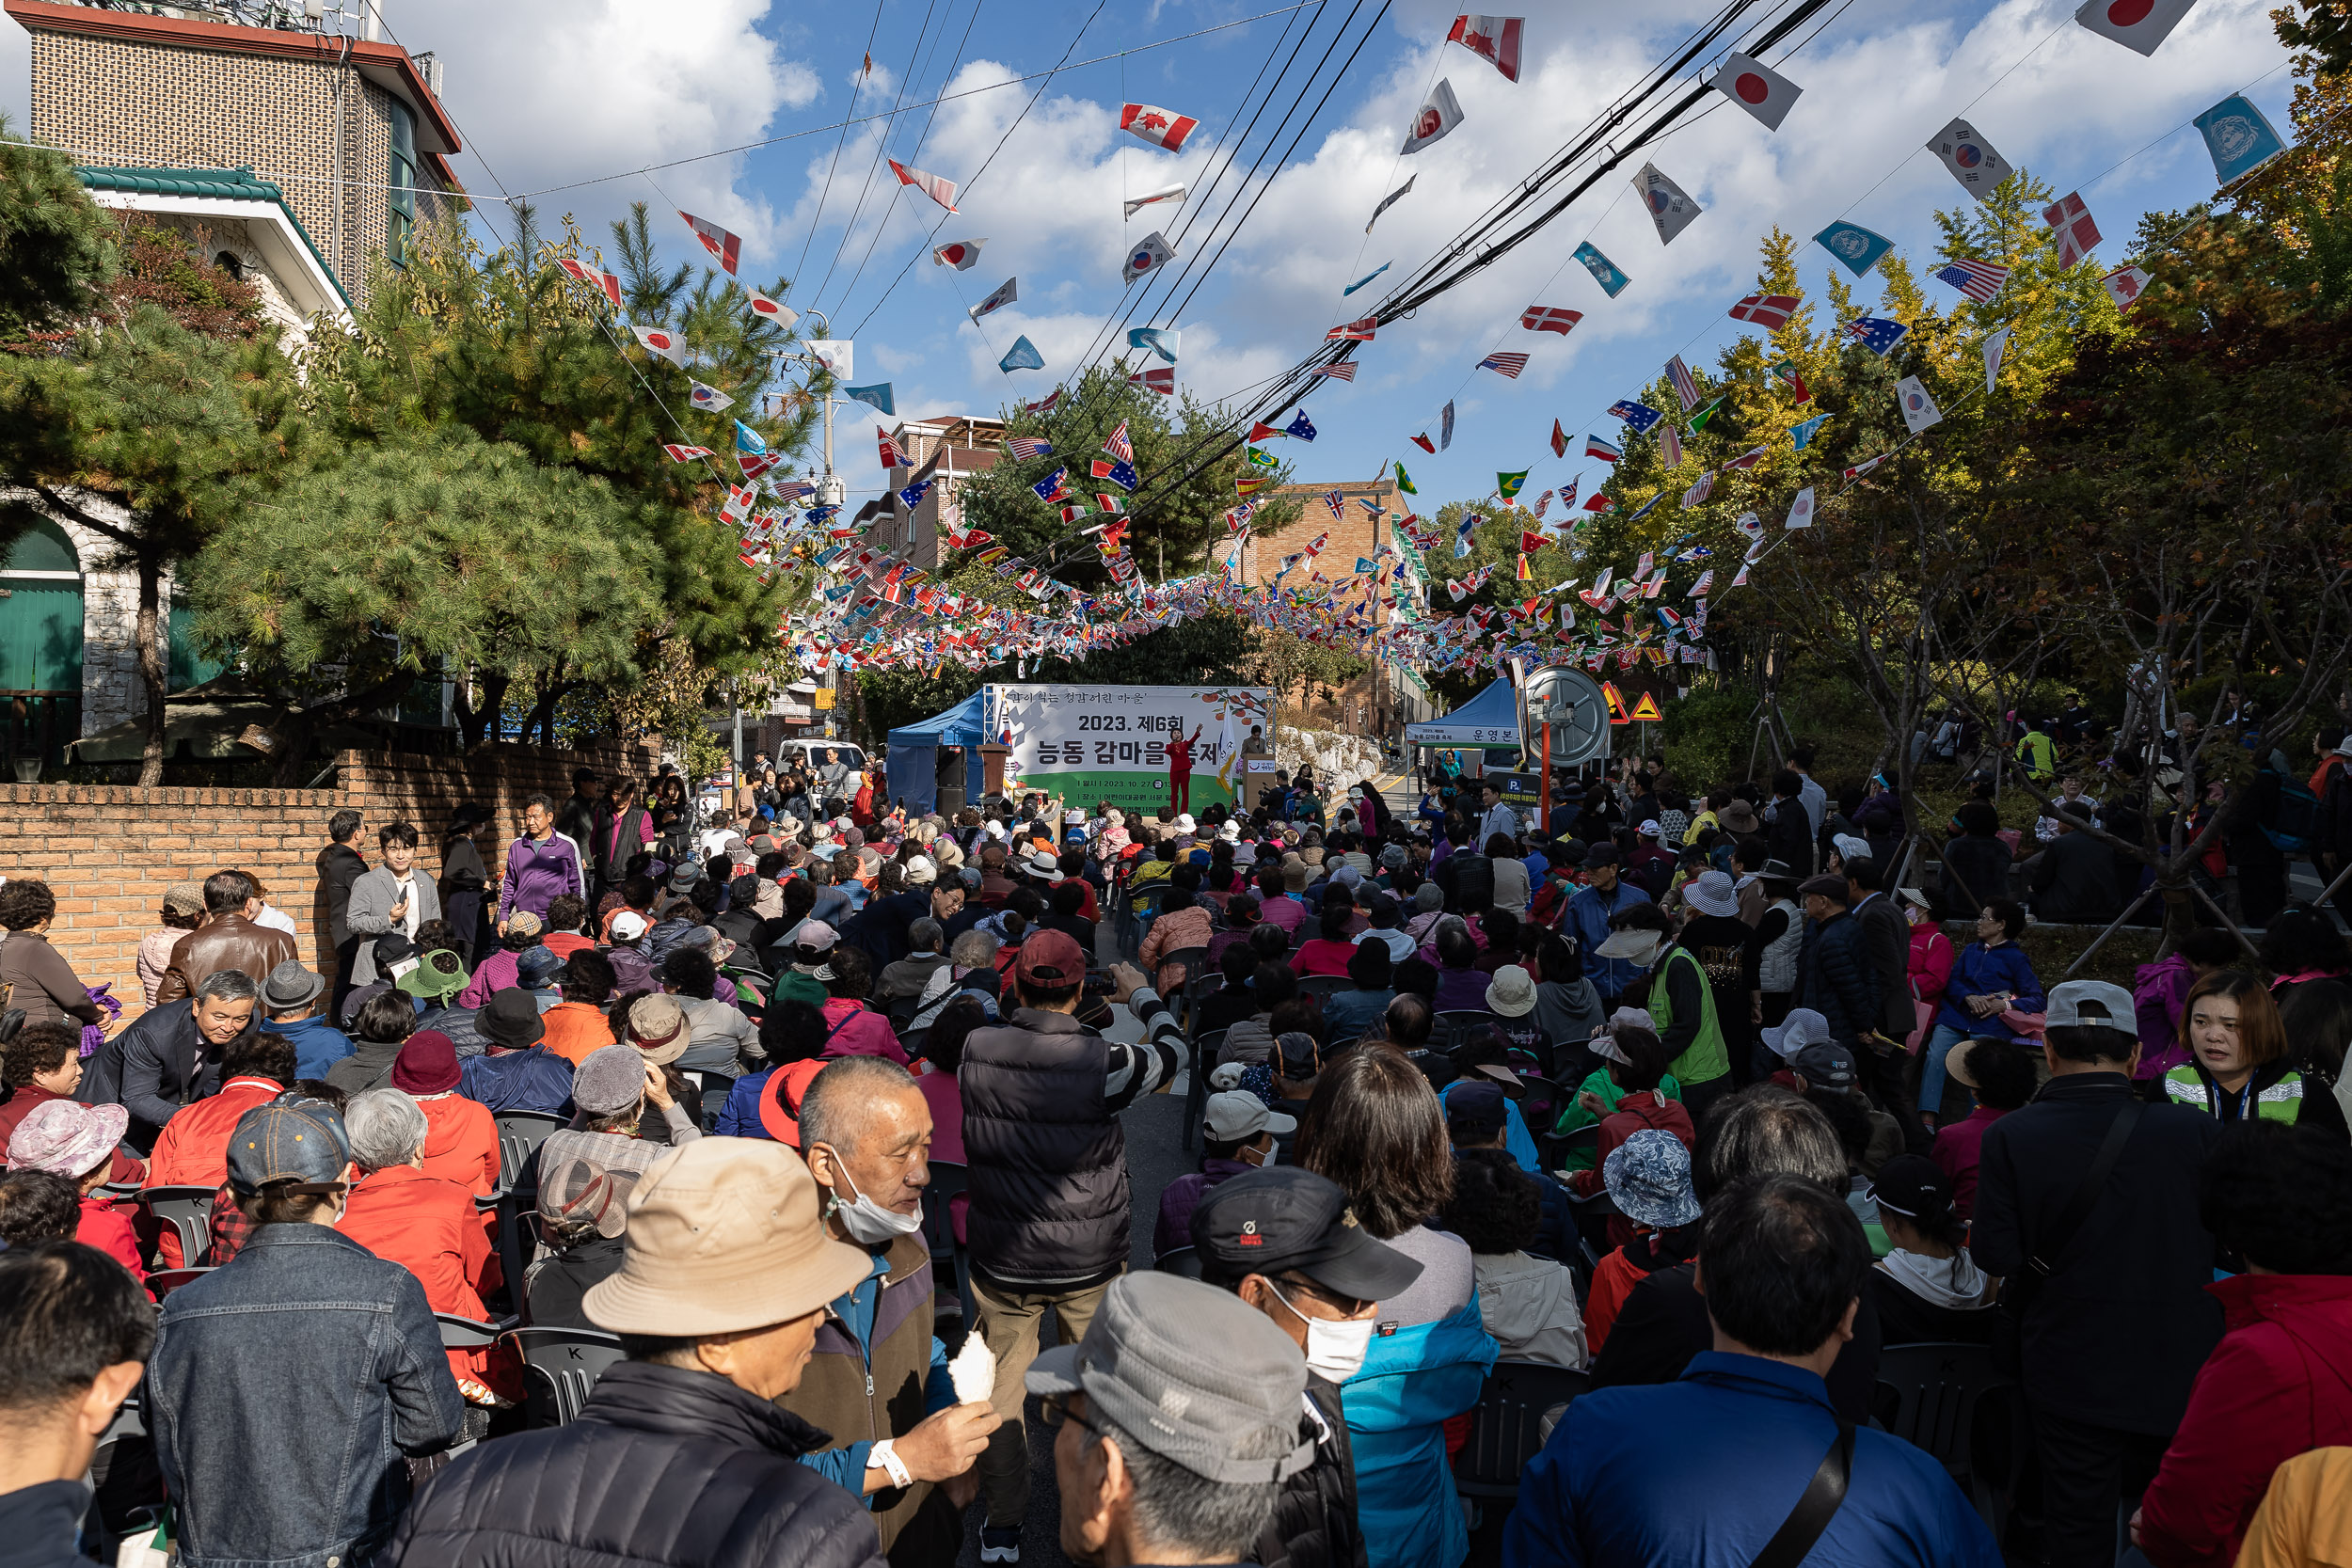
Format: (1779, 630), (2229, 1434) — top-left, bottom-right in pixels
(1190, 1166), (1423, 1302)
(1444, 1080), (1510, 1142)
(1865, 1154), (1955, 1221)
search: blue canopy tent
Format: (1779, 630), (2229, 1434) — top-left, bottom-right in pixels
(887, 690), (990, 816)
(1404, 678), (1523, 751)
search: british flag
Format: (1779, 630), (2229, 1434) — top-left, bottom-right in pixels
(1478, 352), (1530, 379)
(1103, 420), (1134, 463)
(1007, 436), (1054, 460)
(1324, 490), (1346, 522)
(1934, 258), (2012, 301)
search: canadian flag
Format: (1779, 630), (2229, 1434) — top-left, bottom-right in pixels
(678, 212), (741, 275)
(1709, 51), (1803, 132)
(889, 159), (959, 213)
(1120, 103), (1200, 151)
(2103, 263), (2152, 311)
(555, 257), (622, 308)
(745, 287), (798, 326)
(661, 444), (713, 462)
(2074, 0), (2200, 55)
(1445, 15), (1524, 81)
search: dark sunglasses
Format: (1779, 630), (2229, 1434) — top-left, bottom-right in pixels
(1040, 1392), (1099, 1434)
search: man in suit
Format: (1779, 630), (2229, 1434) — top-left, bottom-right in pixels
(81, 968), (262, 1152)
(345, 820), (442, 989)
(317, 809), (369, 1016)
(1846, 858), (1931, 1154)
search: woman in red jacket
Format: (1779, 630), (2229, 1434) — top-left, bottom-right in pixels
(2135, 1122), (2352, 1568)
(4, 1098), (146, 1285)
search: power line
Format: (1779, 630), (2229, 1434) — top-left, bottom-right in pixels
(805, 0), (946, 309)
(793, 0), (896, 293)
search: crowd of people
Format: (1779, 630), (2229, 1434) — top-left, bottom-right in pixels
(0, 737), (2346, 1568)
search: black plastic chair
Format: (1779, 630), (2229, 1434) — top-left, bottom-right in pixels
(1540, 1121), (1601, 1174)
(503, 1326), (627, 1428)
(1453, 1360), (1591, 1503)
(134, 1186), (216, 1270)
(493, 1111), (567, 1193)
(1181, 1028), (1229, 1152)
(1436, 1010), (1497, 1053)
(684, 1070), (736, 1133)
(1154, 1245), (1203, 1279)
(1873, 1340), (2013, 1521)
(1152, 945), (1210, 1032)
(921, 1159), (976, 1329)
(1295, 974), (1350, 999)
(437, 1311), (520, 1351)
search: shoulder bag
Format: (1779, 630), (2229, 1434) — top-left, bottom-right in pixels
(1991, 1096), (2145, 1374)
(1749, 1420), (1855, 1568)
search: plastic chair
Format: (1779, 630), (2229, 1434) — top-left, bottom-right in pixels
(493, 1111), (567, 1193)
(503, 1326), (627, 1428)
(1453, 1361), (1591, 1502)
(921, 1159), (976, 1329)
(685, 1070), (736, 1133)
(1873, 1340), (2013, 1519)
(1182, 1028), (1228, 1152)
(134, 1186), (216, 1270)
(143, 1267), (216, 1300)
(1154, 1245), (1203, 1279)
(1540, 1121), (1601, 1173)
(1295, 974), (1350, 999)
(1123, 886), (1167, 959)
(1435, 1010), (1497, 1052)
(1152, 946), (1210, 1031)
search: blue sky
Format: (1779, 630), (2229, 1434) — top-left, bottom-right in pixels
(3, 0), (2298, 523)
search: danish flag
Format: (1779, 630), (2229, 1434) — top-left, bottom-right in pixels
(1520, 306), (1583, 335)
(1727, 293), (1801, 330)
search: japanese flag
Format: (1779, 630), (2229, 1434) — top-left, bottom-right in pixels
(633, 325), (687, 366)
(1120, 103), (1200, 151)
(1709, 51), (1802, 132)
(678, 212), (741, 275)
(746, 287), (798, 327)
(2074, 0), (2200, 55)
(1401, 79), (1466, 154)
(889, 159), (960, 213)
(932, 239), (986, 270)
(1895, 376), (1943, 435)
(1784, 488), (1815, 530)
(1926, 118), (2015, 203)
(1446, 15), (1524, 81)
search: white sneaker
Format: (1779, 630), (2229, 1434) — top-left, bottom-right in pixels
(980, 1528), (1021, 1564)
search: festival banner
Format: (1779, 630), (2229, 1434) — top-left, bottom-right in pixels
(983, 684), (1273, 812)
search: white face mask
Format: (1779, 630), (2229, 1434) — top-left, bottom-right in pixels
(1268, 1284), (1376, 1382)
(822, 1157), (925, 1245)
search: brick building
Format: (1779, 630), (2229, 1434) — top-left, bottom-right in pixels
(1217, 476), (1433, 739)
(9, 0), (467, 317)
(874, 414), (1007, 567)
(1, 0), (467, 764)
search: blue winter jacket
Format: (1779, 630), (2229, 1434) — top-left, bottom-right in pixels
(1933, 941), (2045, 1036)
(1566, 880), (1654, 1002)
(1343, 1295), (1499, 1568)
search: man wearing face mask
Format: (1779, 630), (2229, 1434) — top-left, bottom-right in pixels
(1192, 1166), (1426, 1568)
(788, 1054), (1003, 1565)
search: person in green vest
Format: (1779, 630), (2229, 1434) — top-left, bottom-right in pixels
(2146, 968), (2349, 1136)
(1592, 902), (1734, 1128)
(2015, 717), (2058, 782)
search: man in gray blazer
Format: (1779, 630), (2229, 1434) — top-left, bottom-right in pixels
(346, 820), (442, 989)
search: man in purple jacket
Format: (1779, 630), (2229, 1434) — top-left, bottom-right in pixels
(497, 794), (587, 937)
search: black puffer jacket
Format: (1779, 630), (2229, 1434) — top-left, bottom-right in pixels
(1254, 1375), (1367, 1568)
(1795, 910), (1882, 1048)
(383, 1361), (885, 1568)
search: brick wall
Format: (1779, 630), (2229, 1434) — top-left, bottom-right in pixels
(3, 740), (655, 1019)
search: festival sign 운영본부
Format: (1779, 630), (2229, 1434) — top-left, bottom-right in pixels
(983, 684), (1273, 814)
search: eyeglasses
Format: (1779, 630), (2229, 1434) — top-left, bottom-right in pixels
(1040, 1392), (1098, 1434)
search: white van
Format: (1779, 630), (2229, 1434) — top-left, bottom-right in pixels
(772, 738), (869, 794)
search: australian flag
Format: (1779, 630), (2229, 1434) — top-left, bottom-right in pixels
(1609, 399), (1664, 435)
(1286, 408), (1317, 441)
(898, 479), (936, 509)
(1032, 466), (1070, 502)
(1091, 458), (1139, 492)
(1846, 316), (1909, 355)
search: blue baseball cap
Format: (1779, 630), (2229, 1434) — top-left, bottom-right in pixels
(226, 1102), (352, 1197)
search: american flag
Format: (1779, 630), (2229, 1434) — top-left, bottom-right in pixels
(1680, 471), (1715, 509)
(1103, 420), (1134, 463)
(1478, 352), (1530, 379)
(1311, 362), (1358, 381)
(1935, 258), (2012, 301)
(1520, 306), (1583, 335)
(1007, 436), (1054, 460)
(1666, 355), (1701, 409)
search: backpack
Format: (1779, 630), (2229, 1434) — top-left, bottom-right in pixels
(2265, 773), (2320, 853)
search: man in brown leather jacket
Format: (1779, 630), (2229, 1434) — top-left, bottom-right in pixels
(155, 870), (298, 1006)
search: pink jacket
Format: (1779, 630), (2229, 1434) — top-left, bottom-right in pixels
(2133, 951), (2198, 1080)
(819, 997), (908, 1065)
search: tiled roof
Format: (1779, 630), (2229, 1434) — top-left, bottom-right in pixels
(74, 164), (350, 310)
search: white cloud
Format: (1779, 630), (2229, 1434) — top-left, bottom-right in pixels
(387, 0), (819, 264)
